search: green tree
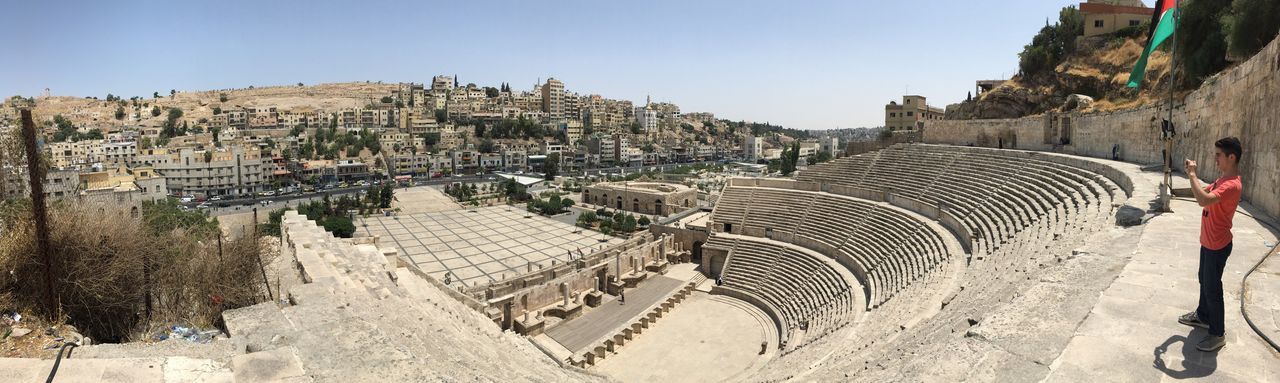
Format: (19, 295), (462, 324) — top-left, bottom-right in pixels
(599, 220), (614, 235)
(621, 215), (637, 232)
(51, 115), (79, 142)
(141, 199), (220, 238)
(478, 138), (495, 153)
(321, 216), (356, 238)
(380, 96), (394, 104)
(1177, 0), (1231, 88)
(423, 132), (440, 148)
(151, 106), (162, 117)
(543, 153), (560, 180)
(1018, 6), (1083, 78)
(219, 93), (228, 102)
(780, 141), (800, 176)
(115, 105), (126, 120)
(1222, 0), (1280, 62)
(379, 184), (394, 208)
(84, 129), (104, 140)
(811, 150), (833, 165)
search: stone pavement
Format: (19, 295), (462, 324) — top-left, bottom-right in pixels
(361, 206), (621, 288)
(389, 185), (462, 214)
(546, 275), (686, 353)
(1244, 243), (1280, 360)
(593, 293), (773, 383)
(1045, 198), (1280, 382)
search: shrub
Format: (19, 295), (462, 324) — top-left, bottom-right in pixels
(0, 200), (270, 342)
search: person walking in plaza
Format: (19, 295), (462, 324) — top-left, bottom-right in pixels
(1177, 137), (1243, 352)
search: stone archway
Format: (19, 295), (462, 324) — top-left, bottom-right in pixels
(616, 196), (623, 209)
(654, 199), (664, 216)
(633, 198), (640, 212)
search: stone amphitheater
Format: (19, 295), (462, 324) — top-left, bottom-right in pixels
(4, 36), (1278, 382)
(5, 142), (1275, 382)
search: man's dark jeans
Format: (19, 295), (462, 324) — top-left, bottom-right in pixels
(1196, 242), (1232, 336)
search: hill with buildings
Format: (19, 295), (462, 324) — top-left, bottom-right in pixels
(947, 0), (1278, 120)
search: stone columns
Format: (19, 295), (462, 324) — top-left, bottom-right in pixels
(560, 282), (570, 306)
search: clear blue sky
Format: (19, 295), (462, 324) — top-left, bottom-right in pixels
(5, 0), (1093, 129)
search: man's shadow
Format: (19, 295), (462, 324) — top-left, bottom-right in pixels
(1153, 327), (1219, 379)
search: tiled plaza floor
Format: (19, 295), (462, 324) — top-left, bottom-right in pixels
(362, 206), (622, 287)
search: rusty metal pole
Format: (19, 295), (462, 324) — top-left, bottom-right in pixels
(20, 109), (55, 312)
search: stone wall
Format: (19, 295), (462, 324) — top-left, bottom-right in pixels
(925, 33), (1280, 218)
(480, 233), (675, 316)
(582, 182), (698, 217)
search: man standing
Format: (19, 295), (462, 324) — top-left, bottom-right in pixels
(1177, 137), (1243, 352)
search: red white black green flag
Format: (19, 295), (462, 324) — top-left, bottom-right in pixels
(1126, 0), (1179, 88)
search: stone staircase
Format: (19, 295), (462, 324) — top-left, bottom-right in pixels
(573, 281), (699, 368)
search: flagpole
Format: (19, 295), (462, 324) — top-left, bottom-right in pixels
(1161, 0), (1179, 213)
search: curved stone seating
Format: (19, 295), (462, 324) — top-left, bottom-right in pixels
(710, 185), (955, 309)
(744, 144), (1133, 381)
(797, 144), (1122, 263)
(707, 234), (859, 347)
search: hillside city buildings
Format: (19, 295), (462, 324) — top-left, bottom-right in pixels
(1, 77), (842, 207)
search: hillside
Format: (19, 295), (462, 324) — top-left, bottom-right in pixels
(947, 35), (1173, 120)
(5, 82), (398, 132)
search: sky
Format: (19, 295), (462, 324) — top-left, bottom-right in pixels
(4, 0), (1098, 130)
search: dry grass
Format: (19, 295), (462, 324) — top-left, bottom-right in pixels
(0, 200), (274, 343)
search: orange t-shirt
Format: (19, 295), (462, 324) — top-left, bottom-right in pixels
(1200, 175), (1242, 250)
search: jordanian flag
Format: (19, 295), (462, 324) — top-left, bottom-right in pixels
(1126, 0), (1179, 88)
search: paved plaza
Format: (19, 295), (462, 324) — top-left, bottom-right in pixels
(593, 293), (775, 383)
(361, 206), (622, 287)
(546, 275), (686, 353)
(1045, 198), (1280, 382)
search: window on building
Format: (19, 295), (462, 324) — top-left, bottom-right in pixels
(889, 113), (896, 117)
(1095, 20), (1104, 28)
(1129, 19), (1141, 27)
(907, 112), (914, 117)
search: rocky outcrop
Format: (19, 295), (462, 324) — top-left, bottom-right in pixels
(946, 36), (1171, 120)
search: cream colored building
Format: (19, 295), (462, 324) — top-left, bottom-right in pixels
(1081, 0), (1152, 37)
(582, 181), (698, 217)
(541, 78), (565, 121)
(884, 95), (943, 132)
(151, 146), (267, 197)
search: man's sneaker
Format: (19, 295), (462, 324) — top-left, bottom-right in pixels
(1178, 311), (1209, 329)
(1196, 335), (1226, 352)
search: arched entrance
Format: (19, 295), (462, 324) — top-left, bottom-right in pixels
(616, 196), (623, 209)
(633, 198), (640, 212)
(654, 199), (664, 216)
